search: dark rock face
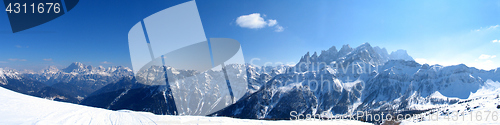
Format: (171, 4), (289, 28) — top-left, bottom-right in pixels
(81, 78), (177, 115)
(211, 78), (319, 119)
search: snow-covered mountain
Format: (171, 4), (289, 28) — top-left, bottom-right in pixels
(211, 43), (500, 119)
(0, 62), (133, 103)
(2, 42), (499, 124)
(0, 68), (21, 85)
(82, 64), (250, 115)
(78, 43), (500, 122)
(297, 43), (413, 69)
(0, 68), (48, 97)
(23, 62), (133, 90)
(389, 49), (414, 61)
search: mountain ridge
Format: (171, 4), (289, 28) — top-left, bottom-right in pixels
(1, 43), (500, 120)
(0, 62), (133, 103)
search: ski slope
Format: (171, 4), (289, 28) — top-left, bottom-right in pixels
(0, 87), (371, 125)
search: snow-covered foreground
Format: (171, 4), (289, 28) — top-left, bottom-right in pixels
(402, 80), (500, 125)
(0, 87), (371, 125)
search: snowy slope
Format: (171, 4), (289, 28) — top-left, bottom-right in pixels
(0, 86), (371, 125)
(401, 80), (500, 125)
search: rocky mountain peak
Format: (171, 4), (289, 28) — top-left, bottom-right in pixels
(62, 62), (87, 73)
(389, 49), (414, 61)
(42, 66), (60, 74)
(337, 44), (353, 57)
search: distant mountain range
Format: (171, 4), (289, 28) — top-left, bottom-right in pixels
(0, 62), (133, 103)
(1, 43), (499, 120)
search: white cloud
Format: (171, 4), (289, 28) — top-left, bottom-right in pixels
(15, 45), (29, 48)
(479, 54), (496, 59)
(473, 25), (499, 32)
(274, 25), (284, 32)
(414, 58), (458, 66)
(489, 25), (500, 29)
(267, 19), (277, 27)
(8, 58), (26, 61)
(414, 58), (440, 65)
(236, 13), (267, 29)
(470, 60), (497, 70)
(414, 58), (428, 64)
(236, 13), (284, 32)
(416, 58), (498, 70)
(493, 39), (499, 43)
(43, 58), (53, 61)
(100, 61), (112, 64)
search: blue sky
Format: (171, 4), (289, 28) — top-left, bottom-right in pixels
(1, 0), (500, 71)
